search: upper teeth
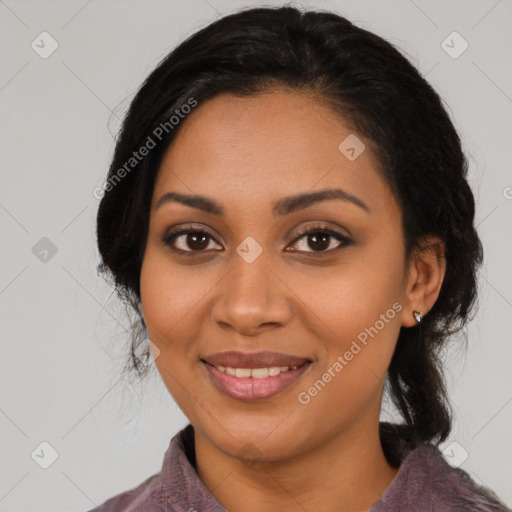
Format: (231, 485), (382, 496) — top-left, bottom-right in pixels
(216, 366), (298, 378)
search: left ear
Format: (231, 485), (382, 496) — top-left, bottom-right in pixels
(401, 235), (446, 328)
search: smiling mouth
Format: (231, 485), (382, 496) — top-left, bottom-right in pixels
(201, 360), (306, 378)
(201, 359), (312, 402)
(201, 349), (311, 369)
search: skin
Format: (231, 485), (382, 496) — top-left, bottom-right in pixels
(140, 89), (446, 512)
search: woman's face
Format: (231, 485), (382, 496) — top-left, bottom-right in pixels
(140, 90), (412, 461)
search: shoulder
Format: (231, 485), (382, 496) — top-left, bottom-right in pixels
(372, 444), (511, 512)
(86, 472), (167, 512)
(84, 424), (199, 512)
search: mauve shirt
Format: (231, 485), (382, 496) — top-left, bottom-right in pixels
(87, 424), (511, 512)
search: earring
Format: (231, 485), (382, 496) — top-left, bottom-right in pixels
(413, 311), (423, 324)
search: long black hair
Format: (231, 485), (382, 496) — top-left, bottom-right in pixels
(96, 5), (483, 458)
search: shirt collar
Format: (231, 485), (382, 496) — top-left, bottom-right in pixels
(161, 423), (227, 512)
(159, 423), (448, 512)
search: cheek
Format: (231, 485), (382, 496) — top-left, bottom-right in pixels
(292, 244), (404, 347)
(139, 248), (218, 416)
(297, 270), (402, 387)
(291, 233), (405, 399)
(139, 252), (204, 415)
(140, 249), (206, 344)
(294, 277), (403, 435)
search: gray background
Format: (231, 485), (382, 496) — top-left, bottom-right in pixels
(0, 0), (511, 510)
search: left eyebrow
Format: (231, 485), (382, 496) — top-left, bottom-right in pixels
(155, 191), (223, 215)
(154, 187), (370, 215)
(272, 188), (370, 215)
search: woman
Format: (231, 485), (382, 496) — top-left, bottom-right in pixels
(90, 5), (510, 512)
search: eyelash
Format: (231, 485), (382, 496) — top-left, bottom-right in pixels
(160, 223), (352, 257)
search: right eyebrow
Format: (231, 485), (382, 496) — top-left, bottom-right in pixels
(154, 187), (370, 216)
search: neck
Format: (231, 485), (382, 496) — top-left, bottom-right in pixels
(194, 416), (399, 512)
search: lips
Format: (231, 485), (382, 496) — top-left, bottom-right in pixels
(200, 351), (312, 401)
(201, 351), (311, 369)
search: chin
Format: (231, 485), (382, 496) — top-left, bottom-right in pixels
(198, 415), (309, 462)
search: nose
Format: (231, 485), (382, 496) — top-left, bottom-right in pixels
(210, 251), (293, 336)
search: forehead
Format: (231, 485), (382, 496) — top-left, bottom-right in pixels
(152, 90), (393, 217)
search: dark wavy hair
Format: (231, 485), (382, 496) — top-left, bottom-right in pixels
(96, 5), (483, 458)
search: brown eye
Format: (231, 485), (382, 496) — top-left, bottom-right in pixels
(287, 226), (352, 254)
(160, 224), (352, 257)
(180, 232), (210, 251)
(161, 228), (222, 254)
(305, 232), (331, 251)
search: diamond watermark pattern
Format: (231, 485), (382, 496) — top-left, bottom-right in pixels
(134, 338), (161, 366)
(32, 237), (58, 263)
(338, 134), (365, 161)
(236, 442), (263, 468)
(31, 441), (59, 469)
(441, 31), (468, 59)
(236, 236), (263, 263)
(31, 32), (59, 59)
(442, 441), (469, 468)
